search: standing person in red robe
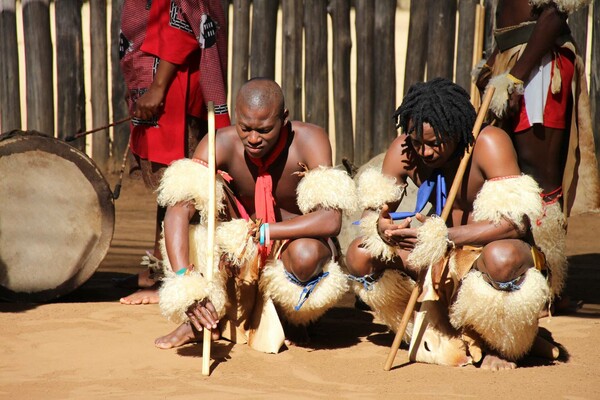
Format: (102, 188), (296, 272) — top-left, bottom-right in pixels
(117, 0), (230, 305)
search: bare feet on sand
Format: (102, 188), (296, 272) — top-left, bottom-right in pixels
(119, 284), (160, 305)
(283, 323), (310, 347)
(154, 322), (220, 349)
(480, 353), (517, 371)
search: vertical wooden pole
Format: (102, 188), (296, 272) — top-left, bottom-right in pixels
(470, 4), (485, 108)
(403, 0), (428, 94)
(354, 0), (375, 165)
(329, 0), (353, 164)
(22, 0), (54, 135)
(111, 0), (130, 172)
(483, 0), (495, 56)
(250, 0), (278, 79)
(304, 0), (328, 128)
(591, 1), (600, 170)
(373, 0), (396, 153)
(0, 0), (21, 132)
(282, 0), (303, 121)
(90, 0), (109, 172)
(202, 101), (216, 376)
(456, 0), (478, 91)
(426, 0), (457, 80)
(56, 0), (86, 152)
(568, 5), (589, 61)
(230, 0), (250, 121)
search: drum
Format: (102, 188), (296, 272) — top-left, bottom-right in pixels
(0, 130), (115, 302)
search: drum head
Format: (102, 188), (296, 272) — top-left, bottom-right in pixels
(0, 131), (115, 302)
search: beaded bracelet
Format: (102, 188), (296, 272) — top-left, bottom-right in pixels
(175, 264), (194, 276)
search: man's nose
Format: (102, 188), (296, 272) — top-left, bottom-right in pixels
(421, 145), (434, 157)
(247, 131), (261, 144)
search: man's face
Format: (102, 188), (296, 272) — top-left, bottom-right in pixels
(408, 121), (458, 168)
(235, 103), (287, 159)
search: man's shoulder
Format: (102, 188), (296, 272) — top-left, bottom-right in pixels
(290, 121), (330, 148)
(475, 125), (512, 150)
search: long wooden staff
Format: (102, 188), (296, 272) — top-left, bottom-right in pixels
(202, 101), (217, 376)
(383, 87), (495, 371)
(470, 4), (486, 108)
(64, 117), (131, 142)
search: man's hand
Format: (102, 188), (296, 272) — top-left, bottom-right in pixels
(380, 210), (428, 250)
(133, 85), (166, 120)
(475, 64), (492, 96)
(186, 298), (219, 332)
(506, 90), (523, 119)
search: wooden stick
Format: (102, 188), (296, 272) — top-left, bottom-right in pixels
(202, 102), (216, 376)
(383, 87), (496, 371)
(64, 117), (131, 142)
(112, 145), (130, 200)
(470, 4), (485, 108)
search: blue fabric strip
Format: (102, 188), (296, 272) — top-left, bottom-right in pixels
(284, 270), (330, 311)
(347, 273), (382, 291)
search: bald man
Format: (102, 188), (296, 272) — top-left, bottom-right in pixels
(153, 78), (355, 350)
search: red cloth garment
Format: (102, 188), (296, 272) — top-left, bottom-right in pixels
(174, 0), (231, 129)
(120, 0), (200, 165)
(248, 123), (290, 259)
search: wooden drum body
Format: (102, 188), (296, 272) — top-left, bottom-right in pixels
(0, 130), (115, 302)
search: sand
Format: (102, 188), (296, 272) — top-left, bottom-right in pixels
(1, 174), (599, 400)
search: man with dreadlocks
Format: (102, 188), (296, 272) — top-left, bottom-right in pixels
(345, 78), (550, 370)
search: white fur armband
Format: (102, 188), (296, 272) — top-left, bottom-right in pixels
(359, 211), (396, 262)
(473, 175), (543, 230)
(407, 216), (451, 271)
(296, 166), (358, 214)
(357, 167), (405, 210)
(216, 219), (259, 267)
(529, 0), (591, 14)
(156, 158), (226, 221)
(159, 270), (227, 325)
(486, 73), (525, 119)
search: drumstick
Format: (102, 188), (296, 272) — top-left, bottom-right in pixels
(64, 117), (131, 142)
(112, 145), (130, 200)
(383, 87), (495, 371)
(202, 101), (217, 376)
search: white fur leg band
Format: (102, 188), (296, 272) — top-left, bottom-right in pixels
(356, 167), (406, 210)
(449, 269), (549, 360)
(407, 216), (451, 271)
(156, 158), (226, 221)
(529, 0), (591, 14)
(473, 175), (543, 230)
(487, 73), (525, 119)
(296, 166), (358, 215)
(216, 219), (259, 267)
(159, 270), (227, 325)
(259, 259), (348, 326)
(350, 269), (416, 343)
(359, 211), (396, 262)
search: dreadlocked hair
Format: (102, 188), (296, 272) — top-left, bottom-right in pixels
(393, 77), (476, 154)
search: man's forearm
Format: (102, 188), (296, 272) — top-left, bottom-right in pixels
(268, 209), (342, 241)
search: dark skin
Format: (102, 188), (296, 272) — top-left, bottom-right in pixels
(345, 122), (533, 370)
(476, 0), (570, 196)
(155, 79), (340, 348)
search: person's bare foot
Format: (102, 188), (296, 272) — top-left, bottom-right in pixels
(154, 322), (220, 349)
(113, 269), (157, 290)
(480, 353), (517, 371)
(283, 323), (310, 346)
(119, 284), (160, 305)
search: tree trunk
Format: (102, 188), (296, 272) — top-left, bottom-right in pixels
(373, 0), (396, 153)
(354, 0), (374, 165)
(304, 0), (328, 128)
(281, 0), (303, 121)
(328, 0), (353, 163)
(427, 0), (457, 80)
(90, 0), (109, 172)
(250, 0), (278, 79)
(22, 0), (54, 135)
(110, 0), (129, 172)
(403, 0), (428, 94)
(230, 0), (250, 120)
(0, 0), (21, 132)
(456, 0), (478, 91)
(55, 0), (86, 152)
(591, 0), (600, 170)
(568, 6), (589, 60)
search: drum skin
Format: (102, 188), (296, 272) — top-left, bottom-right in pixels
(0, 130), (115, 302)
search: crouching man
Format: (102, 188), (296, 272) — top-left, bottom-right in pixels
(154, 78), (356, 351)
(345, 78), (553, 370)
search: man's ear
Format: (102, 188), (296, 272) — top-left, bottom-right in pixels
(282, 108), (290, 125)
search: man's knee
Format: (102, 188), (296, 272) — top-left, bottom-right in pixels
(344, 238), (376, 277)
(477, 241), (530, 282)
(283, 239), (329, 282)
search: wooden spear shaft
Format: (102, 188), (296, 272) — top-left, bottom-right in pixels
(202, 102), (216, 376)
(383, 87), (495, 371)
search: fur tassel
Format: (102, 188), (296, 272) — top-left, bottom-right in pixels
(472, 175), (543, 230)
(407, 216), (451, 271)
(450, 269), (549, 360)
(351, 269), (416, 343)
(487, 73), (525, 118)
(356, 167), (405, 210)
(529, 0), (591, 14)
(359, 211), (397, 262)
(259, 259), (349, 326)
(216, 219), (259, 267)
(471, 59), (488, 83)
(156, 159), (226, 221)
(532, 202), (567, 298)
(296, 166), (358, 215)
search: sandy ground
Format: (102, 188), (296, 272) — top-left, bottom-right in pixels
(1, 174), (600, 400)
